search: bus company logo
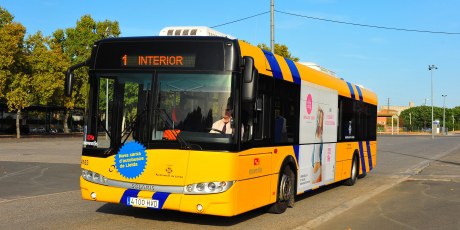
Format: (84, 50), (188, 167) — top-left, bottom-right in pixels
(254, 158), (260, 165)
(306, 94), (313, 114)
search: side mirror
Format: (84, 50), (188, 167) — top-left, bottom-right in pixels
(64, 58), (90, 97)
(64, 71), (73, 97)
(242, 56), (258, 102)
(243, 56), (254, 83)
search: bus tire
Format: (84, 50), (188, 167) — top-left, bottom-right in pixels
(267, 165), (295, 214)
(343, 154), (359, 186)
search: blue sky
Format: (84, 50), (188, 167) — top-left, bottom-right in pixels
(3, 0), (460, 108)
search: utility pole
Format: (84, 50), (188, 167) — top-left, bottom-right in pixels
(270, 0), (275, 53)
(387, 98), (390, 113)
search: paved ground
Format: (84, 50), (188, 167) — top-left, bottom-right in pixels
(1, 134), (460, 230)
(314, 145), (460, 230)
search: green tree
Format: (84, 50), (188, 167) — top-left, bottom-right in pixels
(257, 43), (300, 62)
(25, 31), (69, 106)
(0, 7), (19, 98)
(0, 7), (31, 138)
(55, 15), (120, 132)
(400, 106), (450, 132)
(452, 106), (460, 131)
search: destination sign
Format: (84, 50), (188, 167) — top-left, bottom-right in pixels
(121, 54), (196, 68)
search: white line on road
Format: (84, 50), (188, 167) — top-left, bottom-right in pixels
(0, 190), (80, 204)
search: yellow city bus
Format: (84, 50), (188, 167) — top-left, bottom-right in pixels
(65, 26), (377, 217)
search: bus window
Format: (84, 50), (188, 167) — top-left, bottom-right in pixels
(339, 97), (356, 141)
(274, 78), (300, 144)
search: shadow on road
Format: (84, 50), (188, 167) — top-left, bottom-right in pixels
(95, 203), (266, 226)
(94, 181), (346, 226)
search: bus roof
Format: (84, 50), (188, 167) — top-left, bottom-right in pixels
(238, 40), (378, 105)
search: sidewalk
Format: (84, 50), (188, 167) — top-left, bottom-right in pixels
(315, 146), (460, 230)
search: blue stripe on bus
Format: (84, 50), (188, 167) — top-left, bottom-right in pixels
(366, 140), (373, 170)
(120, 189), (140, 205)
(284, 58), (301, 84)
(346, 82), (356, 100)
(358, 141), (367, 173)
(262, 50), (283, 80)
(151, 192), (170, 209)
(355, 85), (364, 101)
(293, 145), (300, 165)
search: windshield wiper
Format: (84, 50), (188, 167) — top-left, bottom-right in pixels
(121, 105), (148, 145)
(97, 116), (112, 143)
(153, 108), (192, 150)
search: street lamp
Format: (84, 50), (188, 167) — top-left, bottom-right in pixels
(428, 65), (437, 139)
(453, 115), (455, 132)
(409, 112), (412, 132)
(442, 94), (447, 135)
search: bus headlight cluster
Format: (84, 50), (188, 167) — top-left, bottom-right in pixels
(184, 181), (234, 194)
(82, 169), (108, 185)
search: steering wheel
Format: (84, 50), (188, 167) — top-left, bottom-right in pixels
(210, 128), (225, 134)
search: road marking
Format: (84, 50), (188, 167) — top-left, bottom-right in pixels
(0, 166), (40, 180)
(406, 178), (452, 182)
(0, 190), (80, 204)
(295, 143), (460, 230)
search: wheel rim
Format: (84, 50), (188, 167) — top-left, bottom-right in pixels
(279, 173), (292, 201)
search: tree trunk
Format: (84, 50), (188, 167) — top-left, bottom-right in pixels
(16, 109), (21, 139)
(63, 110), (70, 133)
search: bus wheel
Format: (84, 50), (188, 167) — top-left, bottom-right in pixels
(267, 165), (295, 214)
(344, 155), (358, 186)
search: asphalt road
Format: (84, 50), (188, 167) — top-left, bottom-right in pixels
(315, 136), (460, 230)
(1, 135), (459, 229)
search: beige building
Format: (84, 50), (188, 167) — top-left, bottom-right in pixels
(377, 102), (414, 130)
(379, 102), (415, 116)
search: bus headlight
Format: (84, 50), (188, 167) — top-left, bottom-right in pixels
(82, 169), (109, 185)
(184, 181), (234, 194)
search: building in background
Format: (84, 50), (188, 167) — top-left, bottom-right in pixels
(377, 102), (414, 132)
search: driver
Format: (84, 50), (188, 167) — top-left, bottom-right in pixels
(210, 106), (233, 134)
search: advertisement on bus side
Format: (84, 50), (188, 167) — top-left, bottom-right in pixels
(297, 81), (338, 191)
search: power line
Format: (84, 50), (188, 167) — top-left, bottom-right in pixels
(211, 11), (270, 28)
(209, 9), (460, 35)
(276, 10), (460, 35)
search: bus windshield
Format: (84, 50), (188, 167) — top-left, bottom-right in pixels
(152, 73), (234, 145)
(89, 72), (235, 151)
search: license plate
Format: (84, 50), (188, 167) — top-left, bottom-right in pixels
(127, 197), (159, 208)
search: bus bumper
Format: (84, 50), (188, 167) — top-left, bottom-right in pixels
(80, 177), (237, 216)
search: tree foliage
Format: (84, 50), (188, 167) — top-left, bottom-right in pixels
(57, 15), (120, 109)
(400, 106), (460, 131)
(0, 8), (120, 136)
(0, 7), (27, 100)
(50, 15), (120, 133)
(0, 7), (31, 138)
(257, 43), (300, 62)
(25, 31), (69, 105)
